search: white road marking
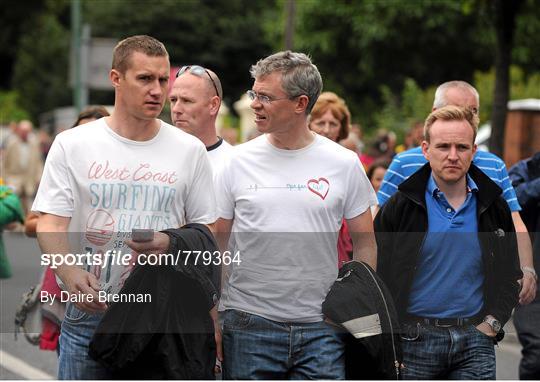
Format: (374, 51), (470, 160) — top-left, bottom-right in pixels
(0, 350), (54, 380)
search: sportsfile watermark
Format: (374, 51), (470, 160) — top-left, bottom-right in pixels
(41, 250), (242, 269)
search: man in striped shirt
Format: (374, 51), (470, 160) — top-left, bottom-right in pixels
(376, 80), (536, 305)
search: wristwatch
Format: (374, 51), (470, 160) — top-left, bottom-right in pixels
(483, 316), (502, 333)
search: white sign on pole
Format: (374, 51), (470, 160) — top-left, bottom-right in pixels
(86, 38), (117, 90)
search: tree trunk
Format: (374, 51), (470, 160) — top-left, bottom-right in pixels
(284, 0), (296, 50)
(489, 0), (523, 158)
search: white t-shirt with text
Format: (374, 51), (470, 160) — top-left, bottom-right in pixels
(33, 119), (217, 294)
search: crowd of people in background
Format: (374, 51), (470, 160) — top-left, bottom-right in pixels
(0, 34), (538, 380)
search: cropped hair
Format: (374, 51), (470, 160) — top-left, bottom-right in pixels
(424, 105), (479, 143)
(112, 35), (168, 74)
(310, 92), (351, 141)
(250, 51), (322, 114)
(433, 80), (479, 109)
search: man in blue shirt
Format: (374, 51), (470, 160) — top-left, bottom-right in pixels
(377, 80), (536, 305)
(375, 105), (521, 379)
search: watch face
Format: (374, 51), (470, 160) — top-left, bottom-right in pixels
(492, 320), (502, 332)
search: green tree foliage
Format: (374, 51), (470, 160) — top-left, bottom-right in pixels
(0, 0), (47, 88)
(475, 66), (540, 124)
(0, 91), (30, 124)
(376, 66), (540, 142)
(85, 0), (274, 110)
(293, 0), (495, 130)
(375, 79), (436, 138)
(11, 0), (71, 120)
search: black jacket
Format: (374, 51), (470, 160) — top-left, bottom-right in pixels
(89, 223), (218, 379)
(323, 261), (402, 380)
(374, 163), (521, 327)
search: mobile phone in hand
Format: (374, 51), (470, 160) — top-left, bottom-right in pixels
(131, 228), (154, 242)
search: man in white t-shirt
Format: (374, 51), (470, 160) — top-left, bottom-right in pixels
(170, 65), (233, 176)
(33, 35), (216, 379)
(215, 51), (378, 379)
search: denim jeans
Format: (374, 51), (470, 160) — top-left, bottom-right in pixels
(400, 322), (495, 379)
(222, 309), (346, 379)
(58, 303), (112, 380)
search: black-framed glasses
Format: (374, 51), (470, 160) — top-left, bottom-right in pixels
(246, 90), (295, 104)
(176, 65), (220, 97)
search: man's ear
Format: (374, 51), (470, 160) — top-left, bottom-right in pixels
(422, 140), (430, 161)
(295, 95), (309, 115)
(472, 143), (477, 156)
(209, 96), (221, 116)
(110, 69), (122, 88)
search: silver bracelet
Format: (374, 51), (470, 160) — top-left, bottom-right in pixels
(522, 266), (538, 281)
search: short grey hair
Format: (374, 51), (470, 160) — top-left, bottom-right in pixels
(433, 80), (480, 109)
(250, 51), (323, 115)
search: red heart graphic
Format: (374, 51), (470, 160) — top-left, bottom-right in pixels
(307, 177), (330, 200)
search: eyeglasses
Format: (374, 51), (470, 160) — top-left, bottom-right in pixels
(176, 65), (220, 97)
(247, 90), (296, 104)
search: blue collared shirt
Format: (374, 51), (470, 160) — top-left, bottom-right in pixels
(407, 174), (484, 318)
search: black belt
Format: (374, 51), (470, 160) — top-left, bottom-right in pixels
(405, 314), (483, 328)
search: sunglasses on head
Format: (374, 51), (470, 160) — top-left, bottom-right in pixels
(176, 65), (219, 97)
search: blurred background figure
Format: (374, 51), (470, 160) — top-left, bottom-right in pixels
(0, 120), (43, 215)
(367, 159), (390, 193)
(71, 105), (110, 127)
(395, 120), (423, 154)
(509, 151), (540, 380)
(38, 129), (53, 162)
(309, 91), (350, 142)
(359, 129), (396, 168)
(0, 121), (19, 149)
(339, 122), (365, 155)
(0, 178), (25, 278)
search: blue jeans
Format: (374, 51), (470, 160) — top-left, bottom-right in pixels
(400, 322), (495, 379)
(58, 303), (112, 380)
(222, 309), (346, 379)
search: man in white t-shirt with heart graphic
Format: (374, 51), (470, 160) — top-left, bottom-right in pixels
(215, 51), (378, 379)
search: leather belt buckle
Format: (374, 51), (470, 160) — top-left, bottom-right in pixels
(433, 318), (453, 328)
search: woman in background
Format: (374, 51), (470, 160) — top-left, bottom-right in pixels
(309, 92), (355, 268)
(367, 159), (390, 193)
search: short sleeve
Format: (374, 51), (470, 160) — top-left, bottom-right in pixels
(214, 156), (235, 220)
(377, 156), (405, 206)
(31, 136), (74, 217)
(184, 146), (218, 224)
(498, 164), (521, 212)
(343, 157), (378, 219)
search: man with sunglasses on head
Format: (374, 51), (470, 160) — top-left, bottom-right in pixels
(376, 80), (536, 306)
(170, 65), (233, 177)
(214, 51), (378, 379)
(33, 35), (217, 379)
